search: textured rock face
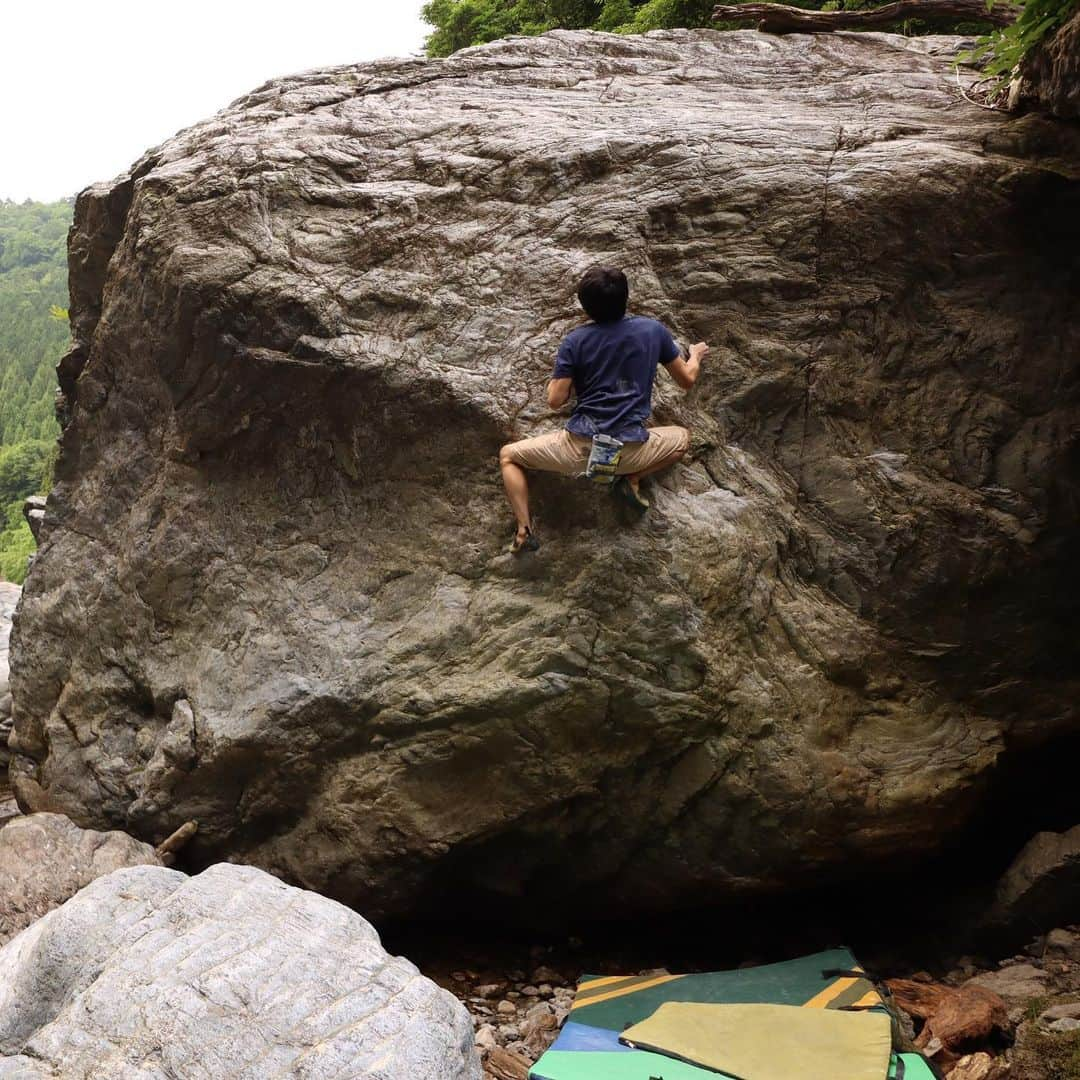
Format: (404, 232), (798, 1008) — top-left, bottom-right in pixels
(0, 863), (480, 1079)
(10, 30), (1080, 919)
(988, 825), (1080, 936)
(0, 583), (17, 809)
(1024, 7), (1080, 119)
(0, 812), (161, 946)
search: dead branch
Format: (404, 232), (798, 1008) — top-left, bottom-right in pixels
(712, 0), (1018, 33)
(156, 820), (198, 865)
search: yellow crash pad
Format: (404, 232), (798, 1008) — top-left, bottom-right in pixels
(620, 1002), (893, 1080)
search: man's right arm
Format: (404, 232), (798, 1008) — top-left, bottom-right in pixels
(665, 342), (709, 390)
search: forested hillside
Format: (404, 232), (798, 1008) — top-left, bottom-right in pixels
(423, 0), (716, 52)
(421, 0), (1000, 54)
(0, 199), (70, 583)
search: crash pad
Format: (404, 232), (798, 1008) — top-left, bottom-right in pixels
(892, 1053), (941, 1079)
(620, 1002), (893, 1080)
(568, 947), (882, 1033)
(529, 948), (892, 1080)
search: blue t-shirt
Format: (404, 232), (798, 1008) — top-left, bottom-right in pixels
(553, 316), (680, 443)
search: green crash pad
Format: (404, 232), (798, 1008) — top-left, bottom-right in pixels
(621, 1002), (893, 1080)
(531, 1049), (938, 1080)
(568, 947), (882, 1033)
(892, 1053), (940, 1079)
(530, 949), (896, 1080)
(531, 1050), (734, 1080)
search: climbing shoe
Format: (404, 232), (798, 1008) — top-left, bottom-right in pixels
(612, 476), (649, 513)
(510, 525), (540, 555)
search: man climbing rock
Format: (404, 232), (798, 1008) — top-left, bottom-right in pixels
(500, 266), (708, 553)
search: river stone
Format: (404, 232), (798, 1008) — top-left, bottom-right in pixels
(9, 30), (1080, 918)
(967, 963), (1051, 1005)
(0, 863), (481, 1079)
(0, 812), (161, 946)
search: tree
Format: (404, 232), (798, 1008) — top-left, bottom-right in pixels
(0, 198), (70, 583)
(422, 0), (717, 54)
(422, 0), (997, 52)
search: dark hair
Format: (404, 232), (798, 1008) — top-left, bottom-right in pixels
(577, 266), (629, 324)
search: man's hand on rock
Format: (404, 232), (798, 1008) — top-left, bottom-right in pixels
(667, 342), (708, 390)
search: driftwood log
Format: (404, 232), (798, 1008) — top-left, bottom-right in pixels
(483, 1048), (531, 1080)
(712, 0), (1018, 32)
(886, 979), (1009, 1065)
(155, 820), (198, 866)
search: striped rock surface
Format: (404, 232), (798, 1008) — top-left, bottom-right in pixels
(0, 862), (480, 1079)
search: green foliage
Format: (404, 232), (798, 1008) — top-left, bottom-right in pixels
(0, 441), (52, 508)
(0, 198), (71, 582)
(0, 516), (35, 585)
(1025, 996), (1051, 1022)
(620, 0), (717, 31)
(962, 0), (1079, 98)
(421, 0), (717, 53)
(1013, 1027), (1080, 1079)
(0, 200), (69, 447)
(422, 0), (990, 52)
(0, 441), (52, 584)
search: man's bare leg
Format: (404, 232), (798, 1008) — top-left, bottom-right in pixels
(626, 445), (688, 496)
(499, 448), (532, 545)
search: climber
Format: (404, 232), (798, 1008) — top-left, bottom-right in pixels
(500, 266), (708, 554)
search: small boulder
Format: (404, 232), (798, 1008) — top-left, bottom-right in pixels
(0, 812), (162, 946)
(21, 496), (46, 544)
(1044, 928), (1080, 963)
(0, 862), (480, 1078)
(1047, 1017), (1080, 1033)
(1041, 1002), (1080, 1022)
(987, 826), (1080, 936)
(521, 1001), (559, 1058)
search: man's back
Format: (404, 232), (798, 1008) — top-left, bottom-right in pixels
(554, 315), (680, 442)
(499, 265), (706, 553)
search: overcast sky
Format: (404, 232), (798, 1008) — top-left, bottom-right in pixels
(0, 1), (430, 203)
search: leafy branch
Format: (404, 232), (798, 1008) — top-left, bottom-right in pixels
(959, 0), (1079, 101)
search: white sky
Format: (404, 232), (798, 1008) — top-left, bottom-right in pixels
(0, 1), (431, 203)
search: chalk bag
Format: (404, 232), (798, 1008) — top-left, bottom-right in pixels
(586, 433), (623, 484)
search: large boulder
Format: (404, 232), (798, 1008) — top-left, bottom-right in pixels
(10, 30), (1080, 919)
(0, 862), (480, 1079)
(0, 812), (161, 946)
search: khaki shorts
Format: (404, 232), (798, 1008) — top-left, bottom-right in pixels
(503, 425), (690, 477)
